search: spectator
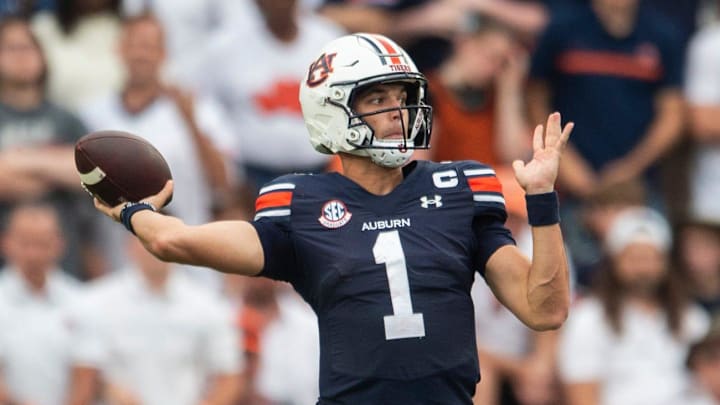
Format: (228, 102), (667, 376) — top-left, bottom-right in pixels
(425, 15), (531, 166)
(318, 0), (447, 71)
(0, 16), (95, 279)
(0, 202), (83, 405)
(643, 0), (706, 49)
(527, 0), (685, 290)
(675, 220), (720, 315)
(69, 236), (242, 405)
(558, 207), (709, 405)
(255, 284), (319, 405)
(78, 13), (235, 287)
(570, 178), (647, 289)
(235, 278), (319, 405)
(31, 0), (124, 112)
(527, 0), (685, 202)
(462, 0), (551, 45)
(120, 0), (251, 83)
(684, 19), (720, 224)
(188, 0), (342, 193)
(682, 316), (720, 405)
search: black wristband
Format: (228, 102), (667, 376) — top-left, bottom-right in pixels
(120, 202), (156, 235)
(525, 191), (560, 227)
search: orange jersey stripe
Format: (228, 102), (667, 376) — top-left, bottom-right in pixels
(373, 35), (402, 65)
(255, 191), (292, 212)
(556, 50), (662, 82)
(468, 176), (503, 194)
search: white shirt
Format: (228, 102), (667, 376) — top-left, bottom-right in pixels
(684, 24), (720, 223)
(558, 297), (709, 405)
(122, 0), (253, 83)
(73, 269), (241, 405)
(0, 268), (82, 405)
(31, 12), (125, 113)
(256, 290), (320, 405)
(189, 13), (343, 169)
(78, 93), (234, 288)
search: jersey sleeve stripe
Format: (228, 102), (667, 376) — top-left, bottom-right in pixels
(258, 182), (296, 195)
(463, 168), (495, 177)
(254, 209), (292, 220)
(473, 195), (506, 204)
(468, 176), (502, 193)
(255, 191), (293, 212)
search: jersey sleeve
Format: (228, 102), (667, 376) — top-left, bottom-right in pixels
(457, 161), (516, 274)
(250, 176), (300, 283)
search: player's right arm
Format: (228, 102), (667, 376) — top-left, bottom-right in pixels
(94, 181), (265, 276)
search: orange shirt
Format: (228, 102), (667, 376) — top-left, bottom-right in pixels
(426, 72), (498, 166)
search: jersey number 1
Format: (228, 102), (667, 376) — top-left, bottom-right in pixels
(373, 230), (426, 340)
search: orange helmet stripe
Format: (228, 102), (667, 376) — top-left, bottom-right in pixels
(372, 35), (402, 65)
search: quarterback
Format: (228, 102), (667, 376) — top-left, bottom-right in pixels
(94, 33), (573, 404)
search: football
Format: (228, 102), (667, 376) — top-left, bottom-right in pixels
(74, 130), (172, 207)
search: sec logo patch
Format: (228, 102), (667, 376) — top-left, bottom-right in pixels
(319, 200), (352, 229)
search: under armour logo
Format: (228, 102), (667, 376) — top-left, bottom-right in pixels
(420, 195), (443, 208)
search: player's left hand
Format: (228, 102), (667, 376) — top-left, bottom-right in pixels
(512, 112), (573, 195)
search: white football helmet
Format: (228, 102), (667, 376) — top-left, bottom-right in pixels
(299, 33), (433, 168)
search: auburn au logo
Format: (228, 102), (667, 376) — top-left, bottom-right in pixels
(306, 52), (337, 87)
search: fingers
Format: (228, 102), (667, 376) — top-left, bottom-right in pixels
(93, 198), (121, 222)
(560, 121), (574, 148)
(143, 180), (174, 208)
(544, 112), (561, 145)
(532, 124), (544, 152)
(512, 159), (525, 174)
(544, 112), (573, 150)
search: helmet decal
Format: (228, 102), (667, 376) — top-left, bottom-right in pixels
(306, 52), (337, 88)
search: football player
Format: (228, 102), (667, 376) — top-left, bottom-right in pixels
(93, 33), (573, 404)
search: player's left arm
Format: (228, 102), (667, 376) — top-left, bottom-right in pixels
(484, 112), (573, 331)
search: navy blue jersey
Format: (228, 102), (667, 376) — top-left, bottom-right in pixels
(529, 3), (683, 171)
(251, 160), (515, 404)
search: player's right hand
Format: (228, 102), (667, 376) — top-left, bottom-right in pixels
(94, 180), (174, 222)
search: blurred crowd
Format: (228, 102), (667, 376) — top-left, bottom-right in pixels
(0, 0), (720, 404)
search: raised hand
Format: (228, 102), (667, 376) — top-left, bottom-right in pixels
(512, 112), (573, 195)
